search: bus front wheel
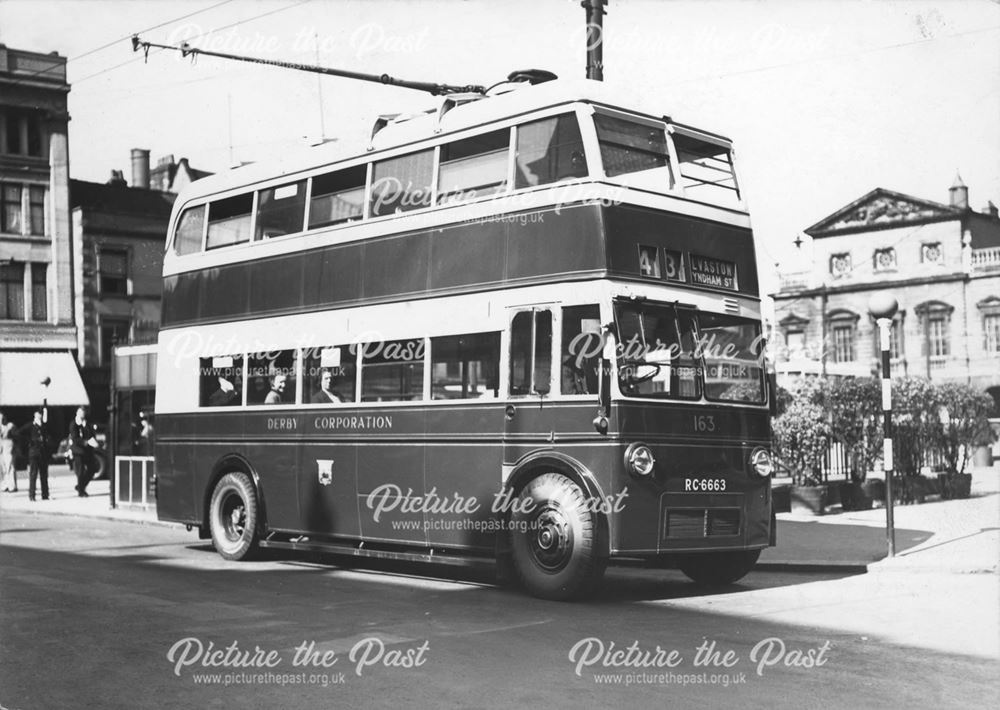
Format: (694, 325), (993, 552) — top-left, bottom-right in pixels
(209, 472), (260, 561)
(677, 549), (761, 586)
(509, 473), (607, 600)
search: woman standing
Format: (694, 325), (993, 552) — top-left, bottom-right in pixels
(0, 412), (16, 493)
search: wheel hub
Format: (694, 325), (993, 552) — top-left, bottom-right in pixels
(530, 507), (572, 571)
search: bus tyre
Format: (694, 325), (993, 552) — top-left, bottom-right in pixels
(209, 472), (260, 561)
(509, 473), (607, 601)
(678, 549), (761, 586)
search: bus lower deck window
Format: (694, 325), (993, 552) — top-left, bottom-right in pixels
(430, 332), (500, 399)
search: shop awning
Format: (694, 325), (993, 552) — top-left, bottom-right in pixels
(0, 351), (90, 407)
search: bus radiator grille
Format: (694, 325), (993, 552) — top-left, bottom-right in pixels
(663, 508), (741, 539)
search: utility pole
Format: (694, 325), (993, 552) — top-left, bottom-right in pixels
(582, 0), (606, 81)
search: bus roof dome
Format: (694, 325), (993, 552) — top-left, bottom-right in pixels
(177, 79), (662, 202)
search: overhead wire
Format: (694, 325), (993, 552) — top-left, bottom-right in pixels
(3, 0), (236, 87)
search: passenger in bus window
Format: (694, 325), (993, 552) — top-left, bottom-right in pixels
(264, 374), (288, 404)
(208, 376), (239, 406)
(310, 369), (343, 404)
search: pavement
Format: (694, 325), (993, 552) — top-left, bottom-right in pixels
(1, 463), (998, 576)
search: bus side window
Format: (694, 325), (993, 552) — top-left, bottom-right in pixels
(302, 345), (356, 404)
(430, 332), (500, 400)
(510, 310), (552, 396)
(206, 193), (253, 249)
(370, 150), (434, 217)
(247, 350), (297, 405)
(359, 338), (425, 402)
(173, 205), (205, 255)
(561, 305), (601, 396)
(256, 180), (306, 240)
(438, 129), (510, 205)
(309, 165), (367, 229)
(515, 113), (587, 189)
(200, 355), (244, 407)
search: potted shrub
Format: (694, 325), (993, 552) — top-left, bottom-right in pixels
(932, 383), (996, 500)
(773, 378), (832, 516)
(827, 377), (882, 510)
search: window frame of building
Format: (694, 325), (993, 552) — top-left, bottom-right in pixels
(28, 186), (45, 236)
(915, 301), (953, 361)
(30, 263), (47, 322)
(0, 262), (26, 320)
(1, 182), (23, 234)
(829, 252), (852, 279)
(778, 313), (810, 361)
(872, 247), (897, 273)
(978, 297), (1000, 354)
(921, 242), (943, 265)
(826, 310), (859, 364)
(97, 246), (131, 297)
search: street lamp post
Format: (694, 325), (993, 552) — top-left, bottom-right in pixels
(40, 377), (51, 424)
(869, 293), (898, 557)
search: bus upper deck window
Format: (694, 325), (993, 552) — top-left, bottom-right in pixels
(256, 180), (306, 240)
(438, 129), (510, 204)
(595, 114), (671, 179)
(173, 205), (205, 255)
(673, 133), (741, 204)
(206, 193), (253, 249)
(370, 150), (434, 217)
(309, 165), (366, 229)
(515, 114), (587, 189)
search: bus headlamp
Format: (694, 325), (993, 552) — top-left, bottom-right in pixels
(624, 443), (656, 477)
(750, 448), (774, 478)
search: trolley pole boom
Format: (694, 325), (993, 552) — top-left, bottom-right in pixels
(131, 35), (486, 96)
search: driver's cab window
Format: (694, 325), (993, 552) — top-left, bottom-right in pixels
(509, 309), (552, 396)
(561, 305), (601, 395)
(616, 304), (700, 399)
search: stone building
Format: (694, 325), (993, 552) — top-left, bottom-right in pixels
(70, 148), (210, 417)
(771, 177), (1000, 419)
(0, 44), (87, 430)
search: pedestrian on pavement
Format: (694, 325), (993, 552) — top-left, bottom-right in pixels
(68, 406), (98, 497)
(134, 411), (155, 456)
(17, 410), (51, 501)
(0, 412), (16, 493)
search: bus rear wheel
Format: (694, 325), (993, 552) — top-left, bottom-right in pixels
(209, 472), (260, 561)
(678, 549), (760, 586)
(509, 473), (607, 601)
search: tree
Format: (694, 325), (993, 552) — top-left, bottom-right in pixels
(932, 383), (996, 475)
(890, 377), (940, 477)
(772, 378), (831, 485)
(826, 377), (882, 481)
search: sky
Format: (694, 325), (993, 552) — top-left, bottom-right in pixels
(2, 0), (999, 299)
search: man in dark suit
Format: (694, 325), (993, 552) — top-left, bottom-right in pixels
(68, 406), (97, 497)
(18, 409), (51, 501)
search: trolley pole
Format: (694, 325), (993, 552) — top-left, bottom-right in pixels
(869, 293), (898, 557)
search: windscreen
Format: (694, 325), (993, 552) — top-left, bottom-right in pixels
(614, 302), (765, 404)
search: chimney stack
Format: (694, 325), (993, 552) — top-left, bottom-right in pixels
(985, 200), (999, 219)
(107, 170), (126, 186)
(949, 173), (968, 210)
(131, 148), (150, 189)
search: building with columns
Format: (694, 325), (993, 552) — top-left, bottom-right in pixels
(0, 44), (88, 431)
(771, 177), (1000, 424)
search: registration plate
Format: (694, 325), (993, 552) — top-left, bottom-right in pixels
(684, 478), (727, 492)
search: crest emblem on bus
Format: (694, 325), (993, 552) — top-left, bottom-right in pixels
(317, 459), (334, 486)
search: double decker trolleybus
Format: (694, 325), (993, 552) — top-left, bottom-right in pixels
(154, 76), (776, 600)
